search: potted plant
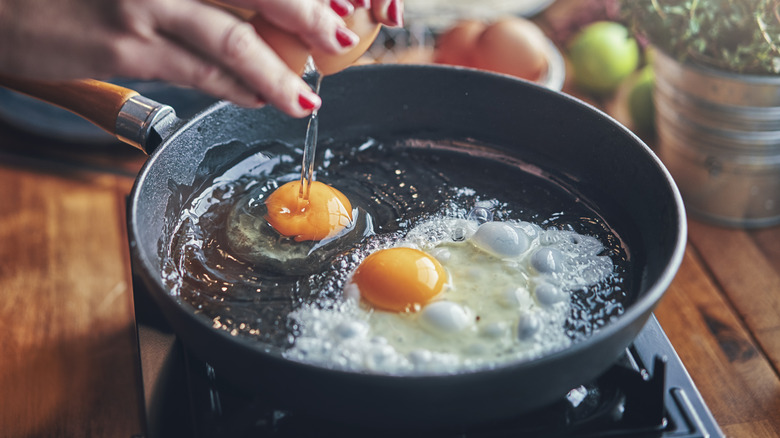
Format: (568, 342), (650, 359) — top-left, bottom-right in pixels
(622, 0), (780, 228)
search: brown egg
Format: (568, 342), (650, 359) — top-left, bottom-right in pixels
(311, 8), (382, 75)
(472, 17), (548, 81)
(433, 20), (486, 67)
(249, 14), (310, 76)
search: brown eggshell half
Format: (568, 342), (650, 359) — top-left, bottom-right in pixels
(249, 14), (309, 76)
(311, 8), (381, 76)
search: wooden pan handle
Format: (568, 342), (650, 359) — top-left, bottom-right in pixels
(0, 75), (139, 135)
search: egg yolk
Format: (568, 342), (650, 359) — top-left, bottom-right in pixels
(351, 247), (447, 312)
(265, 180), (352, 242)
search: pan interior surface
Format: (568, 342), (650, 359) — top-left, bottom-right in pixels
(128, 65), (685, 423)
(160, 134), (632, 370)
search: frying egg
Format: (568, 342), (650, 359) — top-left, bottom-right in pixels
(226, 179), (366, 275)
(350, 247), (447, 312)
(285, 211), (614, 375)
(265, 180), (353, 242)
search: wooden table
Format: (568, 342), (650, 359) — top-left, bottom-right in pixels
(1, 118), (779, 438)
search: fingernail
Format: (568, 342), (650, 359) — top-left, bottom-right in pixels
(387, 0), (403, 27)
(355, 0), (370, 8)
(298, 90), (321, 111)
(330, 0), (353, 17)
(336, 27), (359, 48)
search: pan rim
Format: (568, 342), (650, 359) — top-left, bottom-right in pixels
(128, 64), (687, 381)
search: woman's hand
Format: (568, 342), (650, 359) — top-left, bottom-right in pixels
(0, 0), (404, 117)
(364, 0), (404, 27)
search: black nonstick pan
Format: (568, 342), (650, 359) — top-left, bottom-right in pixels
(2, 65), (686, 429)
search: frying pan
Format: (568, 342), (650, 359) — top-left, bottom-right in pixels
(2, 65), (686, 429)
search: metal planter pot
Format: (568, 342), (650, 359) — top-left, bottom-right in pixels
(654, 49), (780, 228)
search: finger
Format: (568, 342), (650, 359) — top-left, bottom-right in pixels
(155, 2), (321, 117)
(330, 0), (355, 18)
(349, 0), (371, 8)
(218, 0), (358, 54)
(112, 33), (265, 108)
(371, 0), (403, 27)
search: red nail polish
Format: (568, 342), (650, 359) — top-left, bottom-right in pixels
(356, 0), (370, 8)
(330, 0), (352, 17)
(336, 27), (358, 48)
(387, 0), (402, 27)
(298, 92), (321, 111)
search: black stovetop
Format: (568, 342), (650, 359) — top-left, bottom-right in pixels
(133, 281), (723, 438)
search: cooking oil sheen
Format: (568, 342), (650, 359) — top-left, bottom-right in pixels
(161, 136), (632, 354)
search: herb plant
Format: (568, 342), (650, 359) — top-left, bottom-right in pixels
(622, 0), (780, 75)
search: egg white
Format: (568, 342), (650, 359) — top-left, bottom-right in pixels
(284, 216), (613, 375)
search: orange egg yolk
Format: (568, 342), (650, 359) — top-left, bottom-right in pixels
(264, 180), (352, 242)
(351, 247), (447, 312)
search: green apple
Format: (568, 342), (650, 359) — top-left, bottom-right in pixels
(569, 22), (640, 95)
(627, 64), (655, 133)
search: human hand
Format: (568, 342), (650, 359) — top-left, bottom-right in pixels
(363, 0), (404, 27)
(0, 0), (404, 118)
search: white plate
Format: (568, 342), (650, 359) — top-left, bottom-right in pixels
(405, 0), (556, 29)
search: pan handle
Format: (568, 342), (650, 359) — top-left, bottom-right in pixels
(0, 75), (177, 154)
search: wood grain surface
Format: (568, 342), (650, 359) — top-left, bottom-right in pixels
(0, 142), (144, 438)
